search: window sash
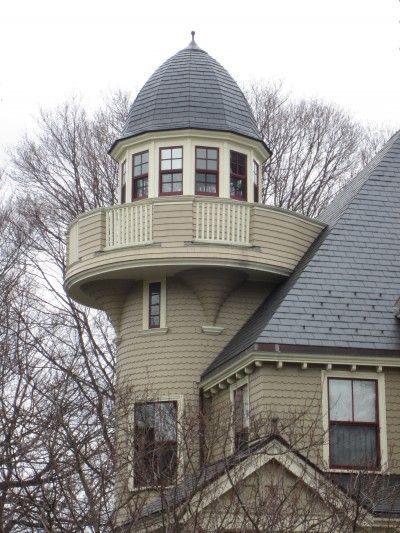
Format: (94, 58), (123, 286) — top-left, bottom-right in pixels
(230, 151), (247, 200)
(328, 378), (379, 469)
(132, 151), (148, 200)
(195, 147), (219, 196)
(121, 160), (127, 204)
(233, 385), (249, 451)
(148, 282), (161, 328)
(134, 401), (177, 487)
(253, 160), (259, 203)
(160, 147), (183, 195)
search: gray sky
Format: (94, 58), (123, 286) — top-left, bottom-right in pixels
(0, 0), (399, 165)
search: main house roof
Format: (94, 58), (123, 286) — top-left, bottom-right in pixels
(111, 38), (265, 151)
(204, 129), (400, 378)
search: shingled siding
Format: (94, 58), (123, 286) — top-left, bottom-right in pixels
(116, 276), (270, 405)
(204, 365), (400, 473)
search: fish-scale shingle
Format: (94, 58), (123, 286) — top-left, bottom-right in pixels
(110, 41), (266, 152)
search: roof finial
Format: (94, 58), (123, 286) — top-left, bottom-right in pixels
(191, 30), (195, 43)
(186, 31), (201, 50)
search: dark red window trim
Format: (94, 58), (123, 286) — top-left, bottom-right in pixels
(159, 146), (183, 196)
(132, 150), (149, 201)
(148, 282), (161, 329)
(253, 160), (259, 203)
(195, 146), (219, 197)
(230, 150), (247, 201)
(328, 378), (380, 470)
(121, 159), (127, 204)
(134, 401), (177, 488)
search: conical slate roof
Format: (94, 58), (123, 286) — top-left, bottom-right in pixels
(112, 38), (265, 150)
(204, 130), (400, 378)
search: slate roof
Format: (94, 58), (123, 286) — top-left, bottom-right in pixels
(111, 39), (266, 152)
(203, 130), (400, 378)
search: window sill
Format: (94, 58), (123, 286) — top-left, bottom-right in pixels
(202, 325), (224, 335)
(140, 327), (169, 336)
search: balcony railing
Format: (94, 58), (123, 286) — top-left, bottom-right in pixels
(105, 203), (152, 250)
(194, 200), (250, 245)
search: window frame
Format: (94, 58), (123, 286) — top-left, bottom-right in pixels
(132, 150), (149, 201)
(253, 160), (259, 203)
(230, 377), (250, 453)
(133, 400), (178, 488)
(159, 146), (183, 196)
(195, 146), (219, 197)
(321, 370), (387, 473)
(142, 279), (167, 331)
(121, 159), (127, 204)
(230, 150), (247, 201)
(148, 282), (161, 329)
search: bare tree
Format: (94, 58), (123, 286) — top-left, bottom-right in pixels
(246, 82), (393, 217)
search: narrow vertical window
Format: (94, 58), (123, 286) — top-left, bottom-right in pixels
(230, 151), (247, 201)
(253, 160), (259, 203)
(233, 384), (249, 451)
(160, 147), (183, 195)
(149, 282), (161, 328)
(132, 151), (148, 200)
(121, 160), (127, 204)
(134, 401), (177, 487)
(195, 147), (218, 195)
(328, 378), (379, 469)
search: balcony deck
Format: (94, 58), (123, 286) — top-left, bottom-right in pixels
(65, 196), (325, 306)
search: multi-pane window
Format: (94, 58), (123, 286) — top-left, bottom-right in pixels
(160, 147), (183, 195)
(230, 151), (247, 200)
(233, 384), (249, 452)
(121, 160), (127, 204)
(253, 160), (259, 203)
(195, 147), (218, 195)
(328, 378), (379, 469)
(132, 151), (148, 200)
(134, 401), (177, 487)
(148, 282), (161, 328)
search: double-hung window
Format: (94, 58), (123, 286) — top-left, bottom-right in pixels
(160, 147), (183, 195)
(148, 282), (161, 329)
(121, 160), (127, 204)
(233, 384), (249, 452)
(230, 151), (247, 201)
(132, 151), (148, 200)
(195, 147), (218, 195)
(134, 401), (177, 487)
(253, 160), (259, 203)
(328, 378), (379, 469)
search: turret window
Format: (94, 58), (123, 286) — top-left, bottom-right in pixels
(121, 160), (127, 204)
(134, 401), (177, 487)
(132, 151), (148, 200)
(230, 151), (247, 201)
(230, 379), (250, 452)
(195, 147), (218, 195)
(253, 160), (259, 203)
(149, 282), (161, 328)
(160, 147), (183, 195)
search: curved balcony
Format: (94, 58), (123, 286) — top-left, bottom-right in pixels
(65, 197), (325, 306)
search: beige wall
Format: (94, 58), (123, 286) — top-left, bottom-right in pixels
(204, 365), (400, 474)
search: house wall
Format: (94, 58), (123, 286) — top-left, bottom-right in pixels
(204, 365), (400, 474)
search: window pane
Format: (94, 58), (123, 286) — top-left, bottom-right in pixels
(161, 148), (171, 159)
(172, 148), (182, 159)
(171, 158), (182, 170)
(354, 380), (376, 422)
(156, 402), (177, 440)
(330, 425), (378, 468)
(197, 158), (207, 170)
(207, 159), (217, 171)
(196, 148), (206, 159)
(329, 379), (352, 421)
(208, 148), (217, 160)
(142, 151), (148, 163)
(161, 160), (172, 170)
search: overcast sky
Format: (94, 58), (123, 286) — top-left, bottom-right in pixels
(0, 0), (399, 166)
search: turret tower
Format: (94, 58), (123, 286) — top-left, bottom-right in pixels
(64, 35), (322, 494)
